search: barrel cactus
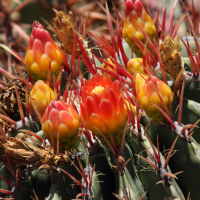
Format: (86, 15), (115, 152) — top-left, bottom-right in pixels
(0, 0), (200, 200)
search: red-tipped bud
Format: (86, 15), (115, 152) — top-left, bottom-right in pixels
(32, 20), (44, 29)
(122, 0), (156, 57)
(125, 0), (135, 16)
(25, 21), (64, 82)
(134, 0), (143, 17)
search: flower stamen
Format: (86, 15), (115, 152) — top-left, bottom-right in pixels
(92, 86), (104, 94)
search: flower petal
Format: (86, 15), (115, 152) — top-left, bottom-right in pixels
(80, 102), (88, 122)
(45, 42), (58, 61)
(106, 88), (118, 111)
(49, 108), (60, 130)
(33, 39), (44, 64)
(99, 99), (113, 122)
(86, 96), (99, 117)
(90, 113), (107, 134)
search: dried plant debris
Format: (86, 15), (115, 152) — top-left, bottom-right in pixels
(0, 136), (83, 169)
(53, 10), (92, 59)
(0, 79), (26, 118)
(160, 36), (183, 80)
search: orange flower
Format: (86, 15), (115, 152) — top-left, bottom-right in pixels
(80, 74), (127, 147)
(42, 100), (80, 150)
(25, 21), (63, 82)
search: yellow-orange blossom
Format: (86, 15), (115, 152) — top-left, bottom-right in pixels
(80, 74), (127, 147)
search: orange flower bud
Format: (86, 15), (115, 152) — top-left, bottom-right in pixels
(42, 100), (80, 150)
(30, 80), (55, 112)
(101, 58), (117, 81)
(25, 21), (63, 82)
(80, 74), (127, 147)
(127, 58), (149, 76)
(135, 73), (148, 92)
(122, 0), (156, 57)
(138, 75), (173, 123)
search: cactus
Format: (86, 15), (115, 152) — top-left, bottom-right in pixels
(1, 0), (200, 200)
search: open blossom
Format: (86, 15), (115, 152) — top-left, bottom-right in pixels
(42, 100), (80, 150)
(25, 21), (63, 82)
(138, 75), (173, 123)
(80, 74), (127, 147)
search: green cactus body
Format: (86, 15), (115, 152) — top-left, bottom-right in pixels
(0, 130), (51, 200)
(182, 57), (194, 71)
(126, 130), (184, 200)
(18, 168), (51, 200)
(88, 141), (117, 200)
(181, 81), (200, 103)
(89, 141), (147, 200)
(48, 140), (84, 200)
(121, 144), (148, 199)
(49, 162), (82, 200)
(10, 118), (41, 138)
(141, 116), (200, 199)
(168, 78), (200, 103)
(0, 165), (13, 198)
(3, 166), (51, 200)
(180, 38), (200, 57)
(182, 81), (200, 103)
(172, 99), (200, 143)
